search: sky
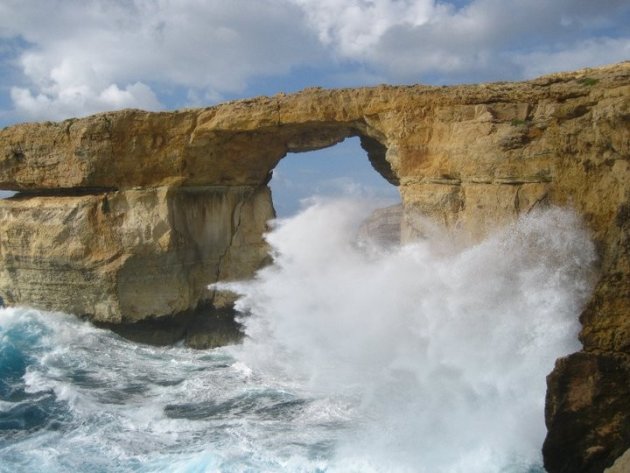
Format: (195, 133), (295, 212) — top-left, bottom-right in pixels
(0, 0), (629, 210)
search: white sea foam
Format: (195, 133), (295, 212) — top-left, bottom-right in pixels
(0, 198), (596, 473)
(221, 198), (597, 473)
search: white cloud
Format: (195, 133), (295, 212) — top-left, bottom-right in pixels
(513, 37), (630, 78)
(0, 0), (628, 122)
(10, 82), (161, 121)
(288, 0), (441, 57)
(0, 0), (320, 121)
(290, 0), (630, 82)
(316, 176), (399, 199)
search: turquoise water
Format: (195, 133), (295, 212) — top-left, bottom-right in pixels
(0, 308), (343, 472)
(0, 201), (596, 472)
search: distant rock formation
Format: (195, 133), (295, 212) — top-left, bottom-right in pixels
(356, 204), (402, 248)
(1, 62), (629, 472)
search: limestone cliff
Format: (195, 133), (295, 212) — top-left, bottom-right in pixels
(0, 186), (272, 323)
(0, 61), (629, 472)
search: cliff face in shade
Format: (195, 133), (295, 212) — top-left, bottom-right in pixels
(604, 449), (630, 473)
(0, 62), (629, 472)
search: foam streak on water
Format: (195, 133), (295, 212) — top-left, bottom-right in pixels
(0, 199), (596, 472)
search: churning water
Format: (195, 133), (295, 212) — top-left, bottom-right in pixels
(0, 199), (596, 472)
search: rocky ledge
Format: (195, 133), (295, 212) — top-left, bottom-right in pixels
(1, 62), (629, 472)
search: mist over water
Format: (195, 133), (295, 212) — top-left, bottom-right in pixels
(0, 198), (596, 472)
(222, 198), (597, 472)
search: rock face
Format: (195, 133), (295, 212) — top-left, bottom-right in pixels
(604, 449), (630, 473)
(356, 204), (403, 248)
(0, 186), (273, 323)
(0, 62), (629, 472)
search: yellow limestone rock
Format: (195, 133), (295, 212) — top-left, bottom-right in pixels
(0, 61), (629, 473)
(0, 186), (273, 323)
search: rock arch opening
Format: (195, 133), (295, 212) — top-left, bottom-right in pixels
(269, 135), (400, 217)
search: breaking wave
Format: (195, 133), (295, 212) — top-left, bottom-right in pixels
(0, 199), (596, 472)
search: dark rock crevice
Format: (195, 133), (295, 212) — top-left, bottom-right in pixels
(9, 187), (118, 198)
(97, 303), (244, 349)
(359, 134), (399, 186)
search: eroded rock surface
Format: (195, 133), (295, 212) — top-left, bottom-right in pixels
(0, 186), (273, 323)
(1, 62), (629, 472)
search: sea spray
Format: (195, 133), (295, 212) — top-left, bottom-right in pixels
(220, 198), (597, 472)
(0, 199), (596, 473)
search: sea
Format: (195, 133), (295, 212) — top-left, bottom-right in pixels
(0, 198), (597, 473)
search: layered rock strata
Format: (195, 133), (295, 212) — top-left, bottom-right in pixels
(0, 186), (273, 323)
(1, 62), (629, 472)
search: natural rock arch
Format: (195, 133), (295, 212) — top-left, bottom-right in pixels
(0, 62), (629, 473)
(0, 112), (400, 323)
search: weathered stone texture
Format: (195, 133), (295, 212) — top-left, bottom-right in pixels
(0, 186), (272, 323)
(544, 352), (630, 473)
(0, 61), (629, 473)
